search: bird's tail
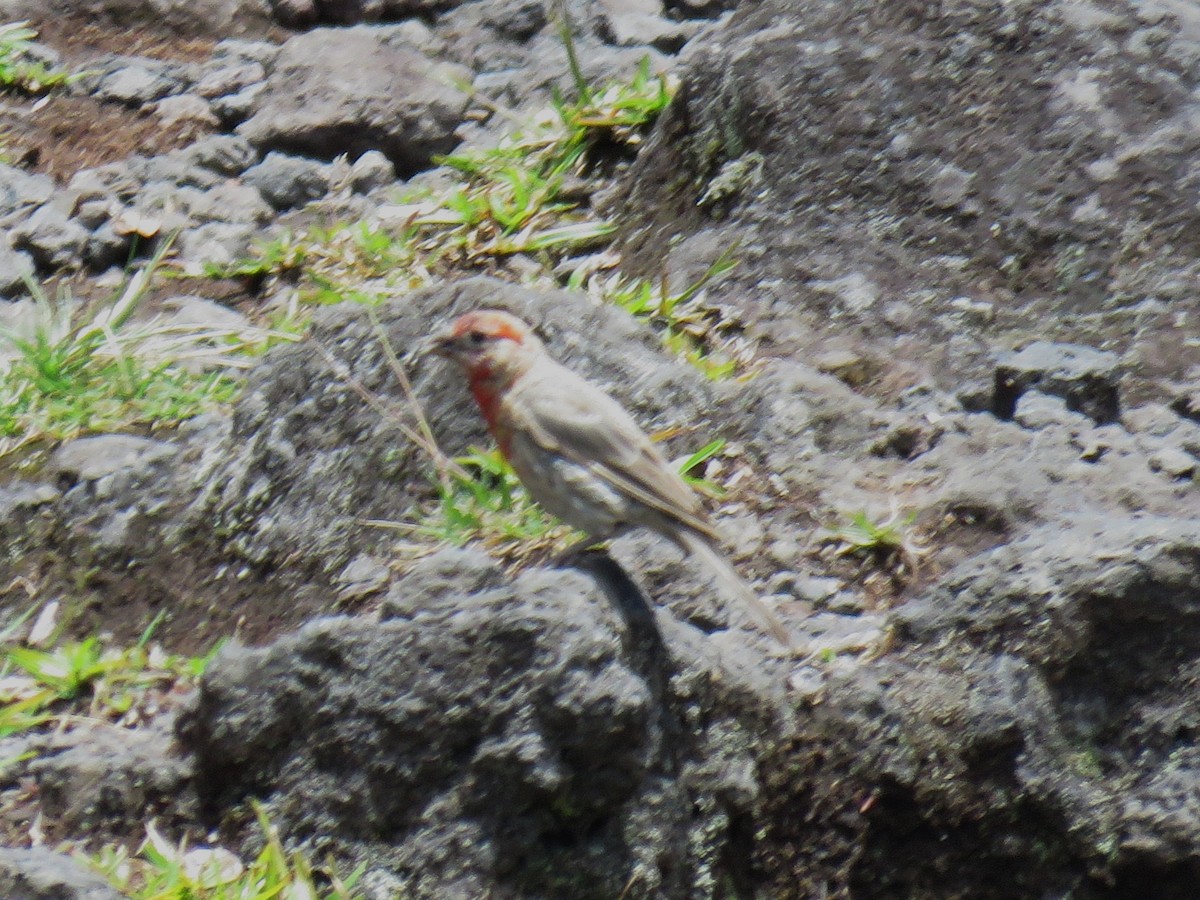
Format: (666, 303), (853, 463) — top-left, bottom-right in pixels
(675, 529), (795, 649)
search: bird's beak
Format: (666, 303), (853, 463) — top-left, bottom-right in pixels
(423, 329), (455, 359)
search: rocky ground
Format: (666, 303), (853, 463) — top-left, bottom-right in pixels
(0, 0), (1198, 897)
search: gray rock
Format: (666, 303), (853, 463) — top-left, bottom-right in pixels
(10, 205), (89, 271)
(211, 38), (280, 67)
(0, 847), (121, 900)
(614, 0), (1200, 402)
(0, 0), (272, 36)
(152, 93), (219, 127)
(348, 149), (396, 193)
(194, 60), (266, 99)
(210, 81), (265, 123)
(176, 222), (258, 273)
(0, 242), (35, 297)
(31, 722), (193, 838)
(179, 134), (260, 176)
(1148, 445), (1197, 480)
(49, 435), (178, 483)
(596, 0), (699, 51)
(994, 341), (1122, 424)
(179, 550), (791, 898)
(334, 553), (391, 601)
(242, 151), (331, 210)
(0, 164), (54, 217)
(1012, 391), (1091, 430)
(238, 26), (471, 172)
(83, 222), (132, 269)
(190, 181), (273, 224)
(94, 64), (180, 105)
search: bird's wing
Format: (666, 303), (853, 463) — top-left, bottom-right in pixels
(507, 363), (719, 540)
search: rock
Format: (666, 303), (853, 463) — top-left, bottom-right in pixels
(614, 0), (1200, 399)
(179, 134), (260, 176)
(194, 60), (266, 99)
(1012, 391), (1090, 431)
(176, 222), (258, 273)
(191, 182), (273, 224)
(94, 63), (181, 105)
(153, 93), (220, 127)
(179, 549), (791, 897)
(210, 82), (265, 123)
(993, 341), (1123, 424)
(0, 242), (35, 297)
(334, 553), (391, 601)
(83, 222), (132, 269)
(265, 0), (464, 26)
(348, 149), (396, 194)
(242, 152), (331, 210)
(1148, 445), (1197, 480)
(10, 205), (89, 271)
(596, 0), (698, 51)
(762, 515), (1200, 897)
(140, 296), (256, 371)
(48, 435), (179, 484)
(0, 847), (122, 900)
(0, 164), (54, 217)
(31, 723), (193, 840)
(238, 26), (471, 172)
(0, 0), (273, 36)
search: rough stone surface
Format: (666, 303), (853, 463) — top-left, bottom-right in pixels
(0, 164), (54, 217)
(180, 549), (792, 898)
(994, 341), (1123, 424)
(0, 0), (272, 36)
(0, 242), (35, 297)
(10, 205), (89, 271)
(32, 722), (193, 841)
(616, 0), (1200, 397)
(0, 847), (122, 900)
(238, 27), (471, 172)
(242, 151), (331, 210)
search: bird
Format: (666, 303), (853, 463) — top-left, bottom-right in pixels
(430, 308), (793, 647)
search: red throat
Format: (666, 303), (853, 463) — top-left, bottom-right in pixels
(468, 369), (512, 458)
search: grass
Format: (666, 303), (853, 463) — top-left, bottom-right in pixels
(0, 611), (222, 745)
(86, 803), (363, 899)
(0, 239), (292, 461)
(823, 506), (927, 574)
(386, 435), (736, 566)
(569, 246), (748, 381)
(207, 59), (676, 301)
(0, 21), (75, 94)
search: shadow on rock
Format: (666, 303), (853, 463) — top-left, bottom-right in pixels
(177, 546), (793, 899)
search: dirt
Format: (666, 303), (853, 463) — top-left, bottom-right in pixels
(0, 18), (224, 181)
(0, 93), (215, 179)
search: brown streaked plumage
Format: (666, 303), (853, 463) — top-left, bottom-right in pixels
(432, 309), (792, 646)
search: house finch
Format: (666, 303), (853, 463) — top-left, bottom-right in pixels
(431, 309), (793, 647)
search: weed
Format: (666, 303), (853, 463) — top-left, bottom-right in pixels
(571, 246), (748, 380)
(0, 239), (291, 459)
(823, 506), (928, 573)
(0, 609), (222, 740)
(86, 802), (364, 898)
(208, 60), (675, 303)
(393, 435), (738, 566)
(409, 446), (571, 560)
(0, 22), (76, 94)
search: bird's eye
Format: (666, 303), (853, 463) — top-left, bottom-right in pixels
(468, 330), (487, 345)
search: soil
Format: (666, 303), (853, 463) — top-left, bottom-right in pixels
(0, 93), (215, 179)
(0, 18), (230, 181)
